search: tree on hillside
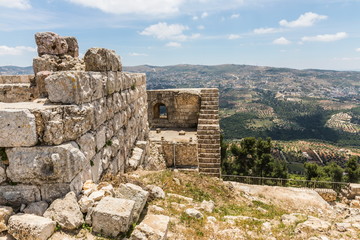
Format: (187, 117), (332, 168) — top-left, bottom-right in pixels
(345, 156), (360, 183)
(304, 162), (322, 180)
(272, 159), (288, 179)
(324, 162), (344, 182)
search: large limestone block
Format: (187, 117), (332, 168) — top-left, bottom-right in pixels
(0, 206), (13, 233)
(130, 214), (170, 240)
(6, 142), (86, 184)
(43, 192), (83, 230)
(84, 48), (122, 72)
(8, 214), (56, 240)
(91, 197), (135, 237)
(114, 183), (149, 223)
(0, 109), (37, 147)
(45, 72), (78, 104)
(23, 201), (48, 216)
(35, 32), (68, 56)
(0, 185), (41, 207)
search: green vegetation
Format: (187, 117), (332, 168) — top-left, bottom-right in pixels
(222, 137), (288, 179)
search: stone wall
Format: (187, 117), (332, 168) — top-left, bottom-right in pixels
(147, 89), (200, 128)
(0, 75), (34, 103)
(159, 142), (198, 167)
(0, 32), (149, 207)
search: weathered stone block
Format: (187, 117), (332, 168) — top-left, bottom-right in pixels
(0, 206), (13, 233)
(93, 98), (107, 127)
(8, 214), (56, 240)
(130, 214), (170, 240)
(114, 183), (149, 223)
(84, 48), (122, 72)
(23, 201), (48, 216)
(91, 197), (135, 237)
(40, 183), (71, 203)
(0, 185), (41, 207)
(0, 109), (37, 147)
(0, 164), (5, 184)
(35, 32), (68, 56)
(45, 72), (77, 104)
(6, 142), (86, 184)
(77, 132), (96, 161)
(43, 192), (83, 230)
(63, 36), (79, 57)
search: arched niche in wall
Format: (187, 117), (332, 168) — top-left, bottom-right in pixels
(153, 102), (168, 119)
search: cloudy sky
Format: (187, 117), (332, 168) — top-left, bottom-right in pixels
(1, 0), (360, 70)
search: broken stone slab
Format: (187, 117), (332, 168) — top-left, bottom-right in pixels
(114, 183), (149, 223)
(130, 214), (170, 240)
(199, 200), (215, 213)
(78, 196), (94, 213)
(35, 32), (68, 56)
(23, 201), (48, 216)
(281, 213), (307, 226)
(8, 214), (56, 240)
(84, 48), (122, 72)
(0, 206), (13, 233)
(6, 142), (86, 185)
(0, 185), (41, 207)
(90, 197), (136, 237)
(0, 109), (37, 147)
(43, 192), (83, 230)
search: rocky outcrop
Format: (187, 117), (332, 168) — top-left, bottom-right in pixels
(35, 32), (68, 57)
(0, 206), (13, 233)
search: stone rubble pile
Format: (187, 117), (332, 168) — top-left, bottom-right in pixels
(0, 180), (170, 240)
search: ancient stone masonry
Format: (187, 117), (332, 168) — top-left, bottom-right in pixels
(0, 32), (149, 207)
(147, 88), (221, 176)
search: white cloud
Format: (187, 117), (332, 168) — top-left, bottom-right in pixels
(230, 14), (240, 19)
(201, 12), (208, 18)
(129, 52), (148, 56)
(253, 27), (280, 34)
(68, 0), (184, 16)
(356, 48), (360, 52)
(273, 37), (291, 45)
(279, 12), (327, 28)
(228, 34), (241, 40)
(166, 42), (182, 47)
(192, 16), (199, 20)
(197, 25), (205, 30)
(0, 46), (36, 55)
(0, 0), (31, 10)
(140, 22), (189, 41)
(334, 57), (360, 61)
(301, 32), (348, 42)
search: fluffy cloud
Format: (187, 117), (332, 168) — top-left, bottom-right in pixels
(197, 25), (205, 30)
(201, 12), (208, 18)
(230, 14), (240, 19)
(356, 48), (360, 52)
(0, 46), (36, 55)
(253, 27), (280, 34)
(140, 22), (189, 41)
(68, 0), (184, 16)
(279, 12), (327, 28)
(0, 0), (31, 9)
(301, 32), (348, 42)
(166, 42), (182, 47)
(228, 34), (241, 40)
(273, 37), (291, 45)
(129, 52), (148, 56)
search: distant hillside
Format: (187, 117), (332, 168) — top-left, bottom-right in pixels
(0, 66), (33, 75)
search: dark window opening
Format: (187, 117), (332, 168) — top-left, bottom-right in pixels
(154, 103), (168, 119)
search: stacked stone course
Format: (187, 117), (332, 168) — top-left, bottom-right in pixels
(0, 32), (149, 207)
(197, 88), (221, 177)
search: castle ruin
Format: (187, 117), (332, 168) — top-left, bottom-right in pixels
(0, 32), (220, 207)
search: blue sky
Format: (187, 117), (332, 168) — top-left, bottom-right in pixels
(1, 0), (360, 70)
